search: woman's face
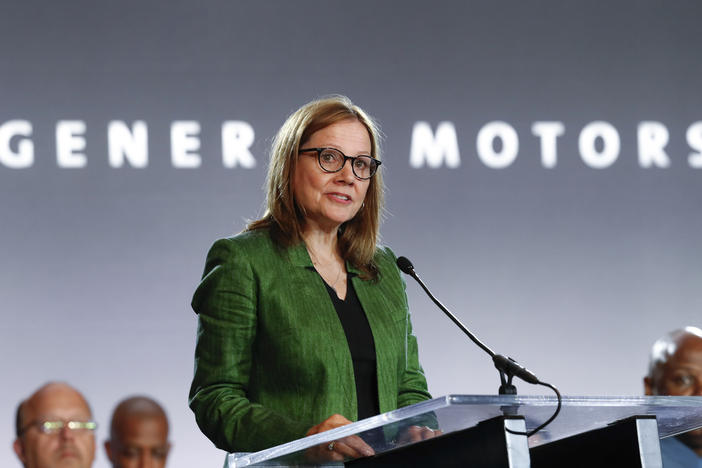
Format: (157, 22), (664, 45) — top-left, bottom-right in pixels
(293, 118), (372, 232)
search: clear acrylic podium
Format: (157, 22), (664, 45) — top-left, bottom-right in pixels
(225, 395), (702, 467)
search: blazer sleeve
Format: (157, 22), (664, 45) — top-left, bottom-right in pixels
(188, 238), (309, 452)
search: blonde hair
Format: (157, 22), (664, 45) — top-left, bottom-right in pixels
(247, 95), (384, 279)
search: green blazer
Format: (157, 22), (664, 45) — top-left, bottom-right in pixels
(188, 229), (431, 453)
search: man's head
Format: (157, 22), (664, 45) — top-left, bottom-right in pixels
(104, 396), (171, 468)
(644, 326), (702, 455)
(13, 382), (96, 468)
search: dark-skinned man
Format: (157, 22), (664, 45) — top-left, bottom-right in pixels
(104, 396), (171, 468)
(644, 326), (702, 468)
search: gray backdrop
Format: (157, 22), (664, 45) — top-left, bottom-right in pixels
(1, 1), (700, 466)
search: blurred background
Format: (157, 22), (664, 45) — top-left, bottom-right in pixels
(1, 1), (700, 466)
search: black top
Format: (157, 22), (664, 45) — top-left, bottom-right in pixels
(321, 272), (380, 420)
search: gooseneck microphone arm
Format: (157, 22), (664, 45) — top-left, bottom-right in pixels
(399, 258), (495, 358)
(396, 256), (538, 394)
(396, 255), (562, 437)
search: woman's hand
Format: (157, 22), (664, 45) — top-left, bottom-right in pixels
(305, 414), (375, 462)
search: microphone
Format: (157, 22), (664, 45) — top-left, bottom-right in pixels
(396, 256), (539, 391)
(397, 255), (562, 437)
(396, 256), (415, 276)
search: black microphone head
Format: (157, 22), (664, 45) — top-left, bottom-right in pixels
(396, 256), (415, 275)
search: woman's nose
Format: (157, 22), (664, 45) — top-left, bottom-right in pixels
(337, 159), (356, 183)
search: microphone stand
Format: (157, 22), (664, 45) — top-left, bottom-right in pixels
(397, 256), (563, 436)
(400, 262), (538, 395)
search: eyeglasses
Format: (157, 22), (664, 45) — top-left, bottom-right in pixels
(299, 147), (381, 180)
(19, 420), (97, 436)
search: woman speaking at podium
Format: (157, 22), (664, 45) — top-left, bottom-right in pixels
(189, 96), (433, 460)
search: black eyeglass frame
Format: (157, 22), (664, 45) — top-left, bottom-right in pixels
(298, 147), (382, 180)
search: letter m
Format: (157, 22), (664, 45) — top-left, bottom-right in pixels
(410, 121), (460, 168)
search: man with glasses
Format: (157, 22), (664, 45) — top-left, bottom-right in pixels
(644, 327), (702, 468)
(104, 396), (171, 468)
(13, 382), (96, 468)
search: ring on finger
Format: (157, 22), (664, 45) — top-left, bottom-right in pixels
(327, 441), (335, 451)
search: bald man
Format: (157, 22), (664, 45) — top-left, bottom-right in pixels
(104, 396), (171, 468)
(13, 382), (96, 468)
(644, 326), (702, 468)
